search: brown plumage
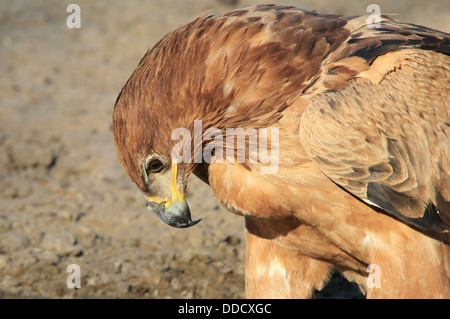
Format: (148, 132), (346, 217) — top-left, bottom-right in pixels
(113, 5), (450, 298)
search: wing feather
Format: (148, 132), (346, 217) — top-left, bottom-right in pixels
(299, 19), (450, 232)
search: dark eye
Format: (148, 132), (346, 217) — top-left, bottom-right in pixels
(147, 159), (164, 173)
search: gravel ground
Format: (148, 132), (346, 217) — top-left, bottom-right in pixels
(0, 0), (448, 299)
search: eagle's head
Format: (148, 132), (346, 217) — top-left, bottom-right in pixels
(112, 43), (204, 228)
(113, 78), (203, 228)
(112, 16), (223, 228)
(112, 6), (318, 228)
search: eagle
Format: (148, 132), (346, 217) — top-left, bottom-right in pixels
(113, 5), (450, 298)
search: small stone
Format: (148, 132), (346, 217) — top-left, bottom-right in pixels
(40, 231), (78, 255)
(0, 231), (30, 253)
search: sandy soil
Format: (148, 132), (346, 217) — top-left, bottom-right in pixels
(0, 0), (448, 298)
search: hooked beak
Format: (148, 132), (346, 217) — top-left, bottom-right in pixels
(145, 161), (202, 228)
(146, 199), (201, 228)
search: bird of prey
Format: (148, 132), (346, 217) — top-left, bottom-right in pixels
(113, 5), (450, 298)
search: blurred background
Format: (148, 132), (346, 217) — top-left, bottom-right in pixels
(0, 0), (448, 298)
